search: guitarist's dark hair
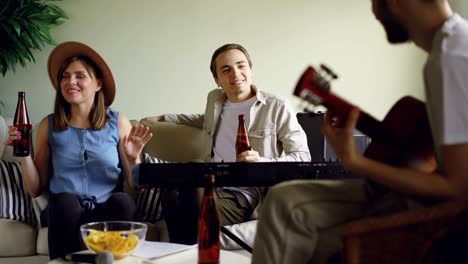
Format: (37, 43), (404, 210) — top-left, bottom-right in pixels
(210, 43), (253, 78)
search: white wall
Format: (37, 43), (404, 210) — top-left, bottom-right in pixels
(0, 0), (429, 122)
(452, 0), (468, 17)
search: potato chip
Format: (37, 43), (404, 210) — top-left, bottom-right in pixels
(85, 230), (140, 258)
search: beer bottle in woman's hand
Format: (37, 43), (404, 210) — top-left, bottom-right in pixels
(13, 91), (32, 157)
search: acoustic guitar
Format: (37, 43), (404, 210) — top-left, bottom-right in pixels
(293, 65), (435, 169)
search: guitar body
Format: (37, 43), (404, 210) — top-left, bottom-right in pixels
(364, 96), (435, 169)
(294, 66), (435, 170)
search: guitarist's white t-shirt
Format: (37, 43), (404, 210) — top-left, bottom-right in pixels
(424, 13), (468, 164)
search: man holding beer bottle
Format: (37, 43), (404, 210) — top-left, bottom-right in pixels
(143, 43), (311, 244)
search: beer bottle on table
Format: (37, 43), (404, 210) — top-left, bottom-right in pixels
(235, 114), (252, 156)
(198, 174), (220, 264)
(13, 91), (32, 157)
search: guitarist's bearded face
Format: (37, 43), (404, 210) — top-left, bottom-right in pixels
(372, 0), (409, 43)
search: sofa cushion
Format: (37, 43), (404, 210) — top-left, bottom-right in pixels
(0, 255), (50, 264)
(140, 120), (203, 162)
(0, 160), (37, 226)
(0, 219), (37, 256)
(36, 227), (49, 255)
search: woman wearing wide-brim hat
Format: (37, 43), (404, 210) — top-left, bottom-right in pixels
(7, 41), (153, 260)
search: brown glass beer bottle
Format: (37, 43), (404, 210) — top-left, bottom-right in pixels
(13, 92), (32, 157)
(198, 174), (220, 264)
(235, 114), (252, 156)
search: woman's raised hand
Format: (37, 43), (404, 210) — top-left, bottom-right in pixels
(123, 124), (153, 163)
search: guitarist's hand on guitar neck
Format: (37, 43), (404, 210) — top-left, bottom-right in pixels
(294, 65), (435, 170)
(322, 107), (363, 170)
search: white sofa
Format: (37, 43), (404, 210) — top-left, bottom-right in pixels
(0, 116), (252, 263)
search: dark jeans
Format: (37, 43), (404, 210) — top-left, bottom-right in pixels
(162, 187), (201, 245)
(44, 192), (136, 260)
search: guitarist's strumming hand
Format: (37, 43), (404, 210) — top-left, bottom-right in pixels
(322, 107), (363, 170)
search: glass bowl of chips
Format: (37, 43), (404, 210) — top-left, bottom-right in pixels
(80, 221), (147, 259)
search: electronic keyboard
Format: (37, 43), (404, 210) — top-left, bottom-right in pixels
(139, 161), (353, 188)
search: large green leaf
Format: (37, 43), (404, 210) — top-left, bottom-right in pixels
(0, 23), (13, 37)
(47, 4), (68, 19)
(0, 53), (7, 76)
(23, 26), (41, 49)
(4, 50), (18, 73)
(8, 18), (21, 36)
(0, 0), (67, 77)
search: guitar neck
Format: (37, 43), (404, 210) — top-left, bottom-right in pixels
(294, 66), (418, 152)
(320, 93), (396, 143)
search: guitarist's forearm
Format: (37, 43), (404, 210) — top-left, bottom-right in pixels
(348, 155), (455, 201)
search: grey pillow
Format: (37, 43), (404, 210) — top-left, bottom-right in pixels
(0, 160), (37, 227)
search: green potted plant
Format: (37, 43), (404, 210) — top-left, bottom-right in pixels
(0, 0), (68, 77)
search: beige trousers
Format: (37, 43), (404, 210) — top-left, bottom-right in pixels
(251, 179), (370, 264)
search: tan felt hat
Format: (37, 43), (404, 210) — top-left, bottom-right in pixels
(48, 41), (115, 107)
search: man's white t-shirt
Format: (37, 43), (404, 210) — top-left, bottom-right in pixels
(211, 96), (259, 207)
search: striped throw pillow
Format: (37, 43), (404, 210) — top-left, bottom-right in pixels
(135, 153), (167, 223)
(0, 160), (37, 227)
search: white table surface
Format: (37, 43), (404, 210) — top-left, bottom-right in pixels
(49, 247), (250, 264)
(131, 248), (250, 264)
